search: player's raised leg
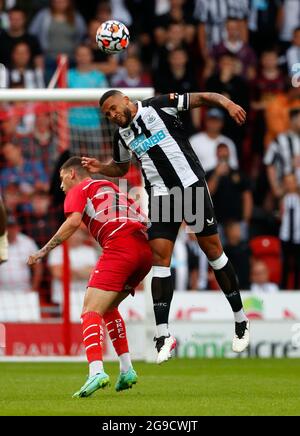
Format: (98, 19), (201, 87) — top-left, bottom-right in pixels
(150, 238), (177, 364)
(197, 234), (250, 353)
(73, 287), (129, 398)
(0, 198), (8, 264)
(104, 307), (137, 391)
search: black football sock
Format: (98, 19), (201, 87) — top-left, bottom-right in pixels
(209, 253), (247, 322)
(151, 267), (174, 337)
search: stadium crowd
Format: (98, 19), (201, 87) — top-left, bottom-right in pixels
(1, 0), (300, 314)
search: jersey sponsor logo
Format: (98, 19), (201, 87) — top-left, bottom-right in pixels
(130, 129), (167, 157)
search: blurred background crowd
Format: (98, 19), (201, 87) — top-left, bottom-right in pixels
(1, 0), (300, 316)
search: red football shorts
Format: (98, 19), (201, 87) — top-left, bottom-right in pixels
(88, 229), (153, 293)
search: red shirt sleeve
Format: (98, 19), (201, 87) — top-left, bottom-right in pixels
(64, 183), (87, 216)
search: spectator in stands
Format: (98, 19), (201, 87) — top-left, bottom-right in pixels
(279, 0), (300, 52)
(0, 142), (48, 194)
(0, 6), (43, 68)
(7, 41), (45, 88)
(67, 44), (108, 154)
(0, 214), (42, 292)
(250, 260), (279, 294)
(48, 229), (98, 306)
(211, 17), (257, 81)
(85, 18), (119, 77)
(96, 0), (132, 29)
(153, 0), (196, 47)
(29, 0), (87, 79)
(286, 27), (300, 78)
(154, 47), (198, 134)
(264, 107), (300, 199)
(279, 174), (300, 289)
(250, 49), (287, 155)
(224, 221), (251, 290)
(264, 85), (300, 146)
(248, 0), (281, 54)
(189, 108), (239, 173)
(113, 55), (152, 88)
(207, 143), (253, 241)
(206, 52), (249, 158)
(193, 0), (249, 61)
(1, 183), (22, 215)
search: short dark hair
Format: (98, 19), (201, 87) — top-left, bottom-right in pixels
(294, 26), (300, 34)
(60, 156), (89, 175)
(99, 90), (123, 107)
(289, 107), (300, 119)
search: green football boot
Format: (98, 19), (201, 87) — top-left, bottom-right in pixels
(72, 372), (110, 398)
(115, 367), (138, 392)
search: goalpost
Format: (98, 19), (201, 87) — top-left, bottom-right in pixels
(0, 85), (156, 361)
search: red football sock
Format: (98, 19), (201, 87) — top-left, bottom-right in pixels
(103, 308), (129, 356)
(81, 311), (104, 363)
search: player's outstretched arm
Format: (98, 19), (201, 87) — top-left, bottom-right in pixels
(189, 92), (247, 126)
(81, 157), (130, 177)
(27, 212), (82, 265)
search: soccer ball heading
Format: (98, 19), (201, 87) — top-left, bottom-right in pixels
(96, 20), (130, 54)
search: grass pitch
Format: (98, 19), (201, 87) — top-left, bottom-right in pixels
(0, 359), (300, 416)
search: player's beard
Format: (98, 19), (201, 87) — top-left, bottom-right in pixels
(120, 107), (132, 127)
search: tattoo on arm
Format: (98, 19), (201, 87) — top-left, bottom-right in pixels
(40, 236), (62, 256)
(189, 92), (231, 110)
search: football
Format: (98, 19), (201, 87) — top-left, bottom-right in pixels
(96, 20), (130, 54)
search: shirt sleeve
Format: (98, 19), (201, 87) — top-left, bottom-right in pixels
(147, 93), (190, 113)
(113, 130), (132, 163)
(64, 184), (87, 216)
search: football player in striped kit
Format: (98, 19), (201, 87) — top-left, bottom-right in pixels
(82, 90), (250, 363)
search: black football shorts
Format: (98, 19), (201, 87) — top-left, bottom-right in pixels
(147, 178), (218, 242)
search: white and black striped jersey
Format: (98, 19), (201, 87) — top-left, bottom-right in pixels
(280, 193), (300, 244)
(264, 131), (300, 185)
(113, 93), (205, 196)
(194, 0), (249, 48)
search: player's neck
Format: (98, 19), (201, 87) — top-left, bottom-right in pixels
(129, 101), (138, 118)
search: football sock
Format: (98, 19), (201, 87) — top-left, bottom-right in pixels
(81, 311), (104, 374)
(103, 308), (132, 373)
(152, 266), (174, 337)
(209, 253), (247, 320)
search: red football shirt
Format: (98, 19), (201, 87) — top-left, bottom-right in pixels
(64, 178), (147, 247)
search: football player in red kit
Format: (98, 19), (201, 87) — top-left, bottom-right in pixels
(28, 157), (152, 397)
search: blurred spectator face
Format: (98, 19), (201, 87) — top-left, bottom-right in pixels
(251, 261), (270, 285)
(75, 46), (93, 67)
(225, 222), (242, 245)
(216, 143), (230, 162)
(31, 192), (50, 215)
(168, 49), (188, 70)
(7, 221), (19, 243)
(167, 23), (185, 46)
(51, 0), (71, 13)
(2, 143), (22, 166)
(283, 174), (298, 193)
(261, 51), (278, 69)
(226, 19), (242, 42)
(170, 0), (184, 7)
(219, 54), (236, 75)
(293, 29), (300, 47)
(205, 115), (224, 135)
(35, 113), (51, 132)
(11, 43), (31, 69)
(3, 184), (22, 211)
(9, 10), (26, 33)
(124, 57), (142, 78)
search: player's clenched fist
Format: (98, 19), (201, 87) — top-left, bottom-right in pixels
(226, 102), (246, 126)
(81, 157), (101, 173)
(27, 251), (44, 265)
